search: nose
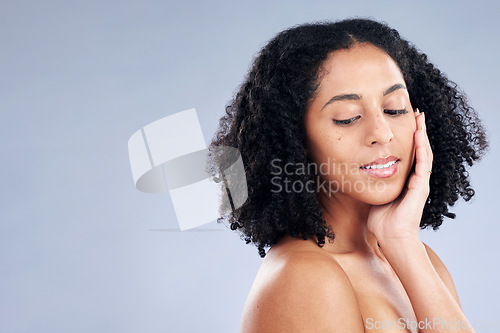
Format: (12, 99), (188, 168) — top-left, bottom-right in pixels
(364, 112), (394, 146)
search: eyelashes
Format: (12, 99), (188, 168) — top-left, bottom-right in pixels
(333, 109), (408, 125)
(384, 109), (408, 116)
(334, 115), (361, 125)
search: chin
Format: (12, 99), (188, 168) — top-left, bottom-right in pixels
(323, 175), (407, 205)
(368, 195), (400, 206)
(358, 185), (404, 206)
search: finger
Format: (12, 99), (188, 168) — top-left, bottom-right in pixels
(393, 109), (430, 210)
(418, 112), (433, 175)
(415, 109), (428, 169)
(422, 113), (434, 170)
(414, 114), (431, 179)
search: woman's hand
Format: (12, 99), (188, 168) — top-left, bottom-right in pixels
(367, 109), (433, 246)
(366, 111), (473, 332)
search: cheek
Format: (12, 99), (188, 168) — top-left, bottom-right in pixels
(308, 131), (347, 165)
(399, 125), (417, 163)
(395, 119), (417, 146)
(305, 115), (351, 164)
(401, 127), (415, 146)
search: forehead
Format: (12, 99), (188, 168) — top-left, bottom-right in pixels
(317, 43), (405, 93)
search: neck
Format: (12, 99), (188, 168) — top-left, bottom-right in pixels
(317, 191), (381, 256)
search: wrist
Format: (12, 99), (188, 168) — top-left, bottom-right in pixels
(378, 238), (427, 266)
(377, 236), (421, 250)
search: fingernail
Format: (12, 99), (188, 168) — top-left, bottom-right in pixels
(416, 108), (420, 114)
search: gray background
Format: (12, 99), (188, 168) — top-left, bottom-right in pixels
(1, 0), (498, 332)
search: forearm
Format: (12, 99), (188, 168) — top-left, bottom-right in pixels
(380, 239), (474, 333)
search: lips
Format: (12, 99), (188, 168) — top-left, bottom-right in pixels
(361, 156), (398, 169)
(360, 156), (400, 178)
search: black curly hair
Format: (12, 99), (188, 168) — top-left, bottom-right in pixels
(207, 18), (489, 258)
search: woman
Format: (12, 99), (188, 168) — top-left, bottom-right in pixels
(208, 18), (488, 332)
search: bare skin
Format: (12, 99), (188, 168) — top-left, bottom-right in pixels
(240, 43), (473, 332)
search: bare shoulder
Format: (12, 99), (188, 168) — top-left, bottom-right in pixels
(422, 241), (462, 309)
(239, 237), (364, 333)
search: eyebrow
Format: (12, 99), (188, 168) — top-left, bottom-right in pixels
(321, 83), (407, 111)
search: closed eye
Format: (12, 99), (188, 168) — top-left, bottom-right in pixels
(385, 109), (408, 115)
(333, 115), (361, 125)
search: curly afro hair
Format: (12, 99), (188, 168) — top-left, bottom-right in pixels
(207, 18), (489, 258)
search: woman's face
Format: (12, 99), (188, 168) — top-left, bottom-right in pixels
(304, 43), (417, 205)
